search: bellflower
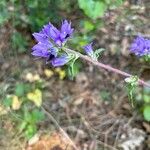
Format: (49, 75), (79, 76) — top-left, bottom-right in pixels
(51, 54), (70, 67)
(130, 36), (150, 56)
(60, 20), (74, 43)
(32, 42), (54, 58)
(41, 20), (73, 46)
(83, 42), (94, 56)
(32, 20), (73, 66)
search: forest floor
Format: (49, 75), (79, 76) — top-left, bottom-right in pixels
(0, 1), (150, 150)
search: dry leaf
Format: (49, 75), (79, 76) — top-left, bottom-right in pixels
(12, 95), (22, 110)
(0, 104), (9, 115)
(44, 69), (54, 78)
(27, 89), (42, 107)
(55, 68), (66, 80)
(28, 134), (40, 146)
(26, 73), (41, 82)
(26, 132), (73, 150)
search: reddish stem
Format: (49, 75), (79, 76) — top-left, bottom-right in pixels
(64, 48), (150, 88)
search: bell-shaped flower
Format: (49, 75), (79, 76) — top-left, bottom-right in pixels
(130, 36), (150, 56)
(83, 42), (94, 56)
(51, 54), (70, 67)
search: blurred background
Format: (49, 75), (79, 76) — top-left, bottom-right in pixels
(0, 0), (150, 150)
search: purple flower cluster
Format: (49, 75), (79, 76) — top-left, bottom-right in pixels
(130, 36), (150, 56)
(32, 20), (74, 66)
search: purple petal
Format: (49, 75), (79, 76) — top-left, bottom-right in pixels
(32, 43), (53, 51)
(61, 20), (70, 33)
(83, 43), (94, 55)
(51, 54), (69, 67)
(31, 49), (50, 58)
(54, 38), (62, 46)
(42, 23), (51, 37)
(32, 43), (57, 58)
(32, 33), (49, 43)
(42, 23), (61, 43)
(49, 23), (60, 40)
(60, 20), (74, 40)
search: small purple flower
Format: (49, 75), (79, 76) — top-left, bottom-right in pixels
(130, 36), (150, 56)
(51, 54), (70, 67)
(32, 43), (53, 58)
(60, 20), (74, 41)
(39, 20), (74, 46)
(83, 42), (94, 56)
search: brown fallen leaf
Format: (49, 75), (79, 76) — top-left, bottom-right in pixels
(26, 132), (74, 150)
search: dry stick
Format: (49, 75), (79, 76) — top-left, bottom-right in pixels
(63, 48), (150, 88)
(42, 106), (79, 150)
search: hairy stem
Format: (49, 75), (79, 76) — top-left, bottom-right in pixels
(63, 47), (150, 88)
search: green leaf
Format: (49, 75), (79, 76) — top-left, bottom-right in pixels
(143, 105), (150, 121)
(3, 97), (12, 107)
(100, 90), (110, 101)
(125, 76), (138, 107)
(31, 109), (45, 123)
(144, 55), (150, 62)
(94, 48), (105, 59)
(11, 32), (27, 53)
(78, 0), (107, 19)
(68, 54), (79, 78)
(93, 1), (106, 18)
(15, 83), (25, 97)
(144, 95), (150, 103)
(115, 0), (124, 6)
(19, 121), (27, 132)
(84, 20), (94, 31)
(144, 81), (150, 94)
(25, 124), (37, 139)
(24, 110), (33, 122)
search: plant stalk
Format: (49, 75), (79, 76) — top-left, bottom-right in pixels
(63, 47), (150, 88)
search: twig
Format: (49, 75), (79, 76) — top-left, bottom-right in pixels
(82, 116), (119, 150)
(63, 47), (150, 88)
(42, 106), (79, 150)
(114, 125), (121, 148)
(97, 140), (119, 150)
(104, 120), (119, 150)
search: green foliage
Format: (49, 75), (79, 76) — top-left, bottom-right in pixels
(143, 106), (150, 121)
(142, 86), (150, 121)
(11, 32), (28, 53)
(78, 0), (124, 19)
(15, 83), (26, 97)
(125, 76), (138, 107)
(1, 0), (124, 55)
(78, 0), (107, 19)
(133, 82), (150, 121)
(3, 96), (12, 107)
(93, 48), (105, 60)
(25, 0), (60, 31)
(19, 108), (45, 139)
(0, 1), (11, 25)
(67, 53), (79, 78)
(144, 55), (150, 62)
(0, 0), (62, 54)
(100, 90), (110, 101)
(2, 81), (44, 139)
(83, 20), (95, 31)
(14, 82), (34, 97)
